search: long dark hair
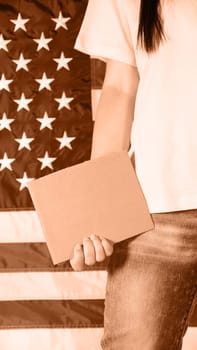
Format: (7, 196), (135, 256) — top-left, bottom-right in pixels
(137, 0), (166, 53)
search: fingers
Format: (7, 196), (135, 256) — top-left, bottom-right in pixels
(70, 235), (114, 271)
(90, 234), (106, 262)
(100, 236), (114, 256)
(83, 237), (96, 265)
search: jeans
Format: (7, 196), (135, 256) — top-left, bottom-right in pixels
(100, 209), (197, 350)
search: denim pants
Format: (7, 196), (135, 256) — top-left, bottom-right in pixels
(100, 209), (197, 350)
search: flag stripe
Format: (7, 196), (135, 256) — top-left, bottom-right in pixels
(0, 328), (103, 350)
(0, 211), (44, 243)
(0, 271), (107, 300)
(90, 58), (106, 90)
(0, 328), (196, 350)
(0, 300), (104, 329)
(0, 242), (108, 271)
(182, 328), (197, 350)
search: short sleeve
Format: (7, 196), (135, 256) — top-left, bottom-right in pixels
(74, 0), (137, 67)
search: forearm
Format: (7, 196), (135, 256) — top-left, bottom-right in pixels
(90, 85), (136, 160)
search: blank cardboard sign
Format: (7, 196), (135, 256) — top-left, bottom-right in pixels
(28, 151), (154, 264)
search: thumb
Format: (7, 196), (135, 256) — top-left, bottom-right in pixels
(70, 244), (85, 271)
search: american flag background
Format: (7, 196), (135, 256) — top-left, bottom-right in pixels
(0, 0), (196, 348)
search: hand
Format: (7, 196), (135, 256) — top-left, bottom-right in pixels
(69, 234), (114, 271)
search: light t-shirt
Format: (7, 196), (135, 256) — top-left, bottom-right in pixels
(74, 0), (197, 214)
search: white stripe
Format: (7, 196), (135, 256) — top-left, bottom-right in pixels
(0, 328), (104, 350)
(0, 271), (107, 300)
(0, 211), (45, 242)
(182, 328), (197, 350)
(0, 327), (196, 350)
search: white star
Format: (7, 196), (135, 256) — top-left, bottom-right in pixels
(52, 11), (70, 30)
(0, 34), (11, 52)
(0, 152), (15, 171)
(34, 32), (52, 51)
(0, 74), (13, 92)
(16, 172), (34, 191)
(53, 52), (72, 71)
(15, 131), (34, 151)
(0, 113), (14, 131)
(56, 131), (76, 150)
(10, 13), (29, 32)
(13, 53), (32, 71)
(35, 72), (54, 91)
(37, 151), (56, 170)
(14, 93), (33, 111)
(37, 112), (56, 130)
(55, 91), (74, 110)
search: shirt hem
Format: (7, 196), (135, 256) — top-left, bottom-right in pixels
(146, 193), (197, 214)
(74, 40), (137, 67)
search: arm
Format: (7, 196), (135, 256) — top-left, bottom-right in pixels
(90, 59), (139, 159)
(70, 59), (139, 271)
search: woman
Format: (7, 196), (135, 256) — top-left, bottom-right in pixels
(71, 1), (197, 349)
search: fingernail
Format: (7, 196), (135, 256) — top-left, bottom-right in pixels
(90, 233), (97, 240)
(75, 243), (82, 250)
(83, 237), (89, 242)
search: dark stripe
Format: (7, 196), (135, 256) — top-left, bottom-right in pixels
(0, 243), (196, 327)
(0, 242), (109, 272)
(91, 58), (106, 89)
(0, 300), (104, 329)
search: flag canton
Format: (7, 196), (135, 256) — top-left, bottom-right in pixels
(0, 0), (92, 209)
